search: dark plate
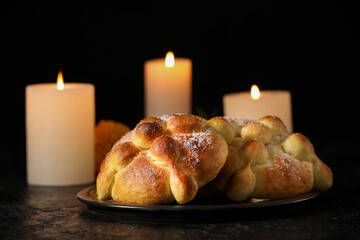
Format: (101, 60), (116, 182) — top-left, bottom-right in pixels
(77, 186), (320, 221)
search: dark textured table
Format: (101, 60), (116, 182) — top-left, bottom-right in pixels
(1, 144), (359, 240)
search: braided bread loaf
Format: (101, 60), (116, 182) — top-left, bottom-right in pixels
(96, 114), (228, 204)
(209, 115), (333, 201)
(96, 114), (333, 204)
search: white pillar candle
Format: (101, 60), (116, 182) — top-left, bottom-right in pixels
(26, 72), (95, 186)
(144, 51), (192, 117)
(223, 85), (293, 132)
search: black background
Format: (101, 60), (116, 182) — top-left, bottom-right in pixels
(1, 2), (358, 173)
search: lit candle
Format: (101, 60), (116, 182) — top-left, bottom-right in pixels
(26, 71), (95, 186)
(144, 51), (192, 117)
(223, 85), (293, 131)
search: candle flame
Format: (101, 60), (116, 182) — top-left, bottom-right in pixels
(165, 51), (175, 68)
(251, 84), (260, 100)
(57, 70), (64, 90)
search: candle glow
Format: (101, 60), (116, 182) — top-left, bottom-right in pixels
(165, 51), (175, 68)
(251, 84), (261, 100)
(57, 71), (65, 90)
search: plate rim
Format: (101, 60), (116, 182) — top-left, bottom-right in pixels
(77, 185), (320, 212)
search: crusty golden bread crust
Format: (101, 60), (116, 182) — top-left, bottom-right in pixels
(210, 115), (333, 201)
(96, 114), (228, 204)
